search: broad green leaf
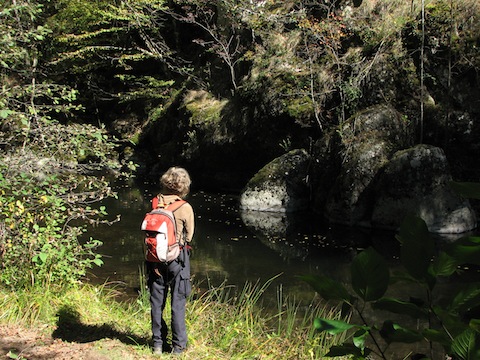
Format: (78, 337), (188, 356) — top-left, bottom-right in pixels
(325, 343), (369, 357)
(397, 214), (434, 281)
(353, 328), (368, 350)
(444, 237), (480, 266)
(430, 251), (458, 277)
(449, 182), (480, 200)
(380, 320), (423, 344)
(351, 247), (389, 301)
(450, 284), (480, 314)
(313, 318), (356, 335)
(93, 258), (104, 266)
(299, 274), (352, 301)
(373, 297), (427, 319)
(423, 328), (451, 347)
(0, 109), (13, 119)
(32, 252), (47, 265)
(451, 329), (480, 360)
(469, 319), (480, 332)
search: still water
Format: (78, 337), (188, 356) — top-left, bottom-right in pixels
(86, 180), (400, 303)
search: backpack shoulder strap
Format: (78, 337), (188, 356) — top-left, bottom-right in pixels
(166, 199), (186, 212)
(152, 195), (186, 211)
(151, 195), (160, 210)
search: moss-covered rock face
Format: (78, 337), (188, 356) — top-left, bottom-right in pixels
(240, 149), (311, 212)
(183, 90), (228, 129)
(315, 104), (476, 233)
(322, 104), (412, 225)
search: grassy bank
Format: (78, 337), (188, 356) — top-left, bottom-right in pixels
(0, 277), (347, 359)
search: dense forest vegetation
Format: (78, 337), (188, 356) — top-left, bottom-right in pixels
(1, 0), (479, 358)
(2, 0), (478, 189)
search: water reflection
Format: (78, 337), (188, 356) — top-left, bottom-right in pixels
(86, 181), (399, 304)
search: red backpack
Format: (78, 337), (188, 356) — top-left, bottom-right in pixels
(141, 199), (186, 263)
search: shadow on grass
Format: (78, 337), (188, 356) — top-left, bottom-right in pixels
(52, 305), (150, 347)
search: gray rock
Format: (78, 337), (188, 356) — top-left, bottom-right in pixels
(323, 104), (412, 225)
(372, 144), (477, 233)
(239, 149), (311, 212)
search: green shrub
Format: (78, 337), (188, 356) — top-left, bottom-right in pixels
(0, 155), (115, 289)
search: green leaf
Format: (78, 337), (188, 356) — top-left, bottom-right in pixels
(450, 284), (480, 314)
(444, 237), (480, 267)
(423, 328), (451, 347)
(433, 306), (467, 335)
(373, 298), (427, 319)
(93, 258), (104, 266)
(0, 109), (13, 119)
(32, 252), (48, 265)
(469, 319), (480, 332)
(313, 318), (357, 335)
(449, 181), (480, 200)
(379, 320), (423, 344)
(325, 343), (369, 357)
(397, 214), (434, 281)
(450, 329), (480, 360)
(430, 251), (458, 277)
(299, 274), (352, 301)
(353, 328), (368, 350)
(351, 247), (389, 301)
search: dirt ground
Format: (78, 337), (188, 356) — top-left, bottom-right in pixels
(0, 324), (152, 360)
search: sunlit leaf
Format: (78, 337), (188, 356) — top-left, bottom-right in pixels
(353, 328), (368, 350)
(451, 329), (480, 360)
(93, 258), (104, 266)
(313, 318), (357, 335)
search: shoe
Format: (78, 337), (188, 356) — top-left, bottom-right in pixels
(172, 346), (185, 354)
(152, 346), (162, 355)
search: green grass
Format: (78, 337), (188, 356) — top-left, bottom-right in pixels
(0, 275), (348, 359)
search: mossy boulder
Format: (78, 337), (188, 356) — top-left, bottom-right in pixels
(240, 149), (311, 212)
(372, 144), (477, 233)
(322, 104), (412, 225)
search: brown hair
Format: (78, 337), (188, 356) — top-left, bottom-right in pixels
(160, 166), (192, 198)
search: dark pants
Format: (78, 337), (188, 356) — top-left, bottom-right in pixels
(147, 249), (191, 351)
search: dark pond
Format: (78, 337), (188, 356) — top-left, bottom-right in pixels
(86, 179), (401, 303)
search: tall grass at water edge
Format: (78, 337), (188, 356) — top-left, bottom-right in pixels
(0, 275), (348, 359)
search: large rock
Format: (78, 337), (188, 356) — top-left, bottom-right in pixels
(239, 149), (311, 212)
(372, 144), (477, 233)
(323, 104), (412, 225)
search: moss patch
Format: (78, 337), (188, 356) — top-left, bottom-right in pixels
(183, 90), (228, 127)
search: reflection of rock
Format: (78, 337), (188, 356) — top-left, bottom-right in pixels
(240, 210), (287, 236)
(240, 209), (310, 260)
(240, 209), (332, 261)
